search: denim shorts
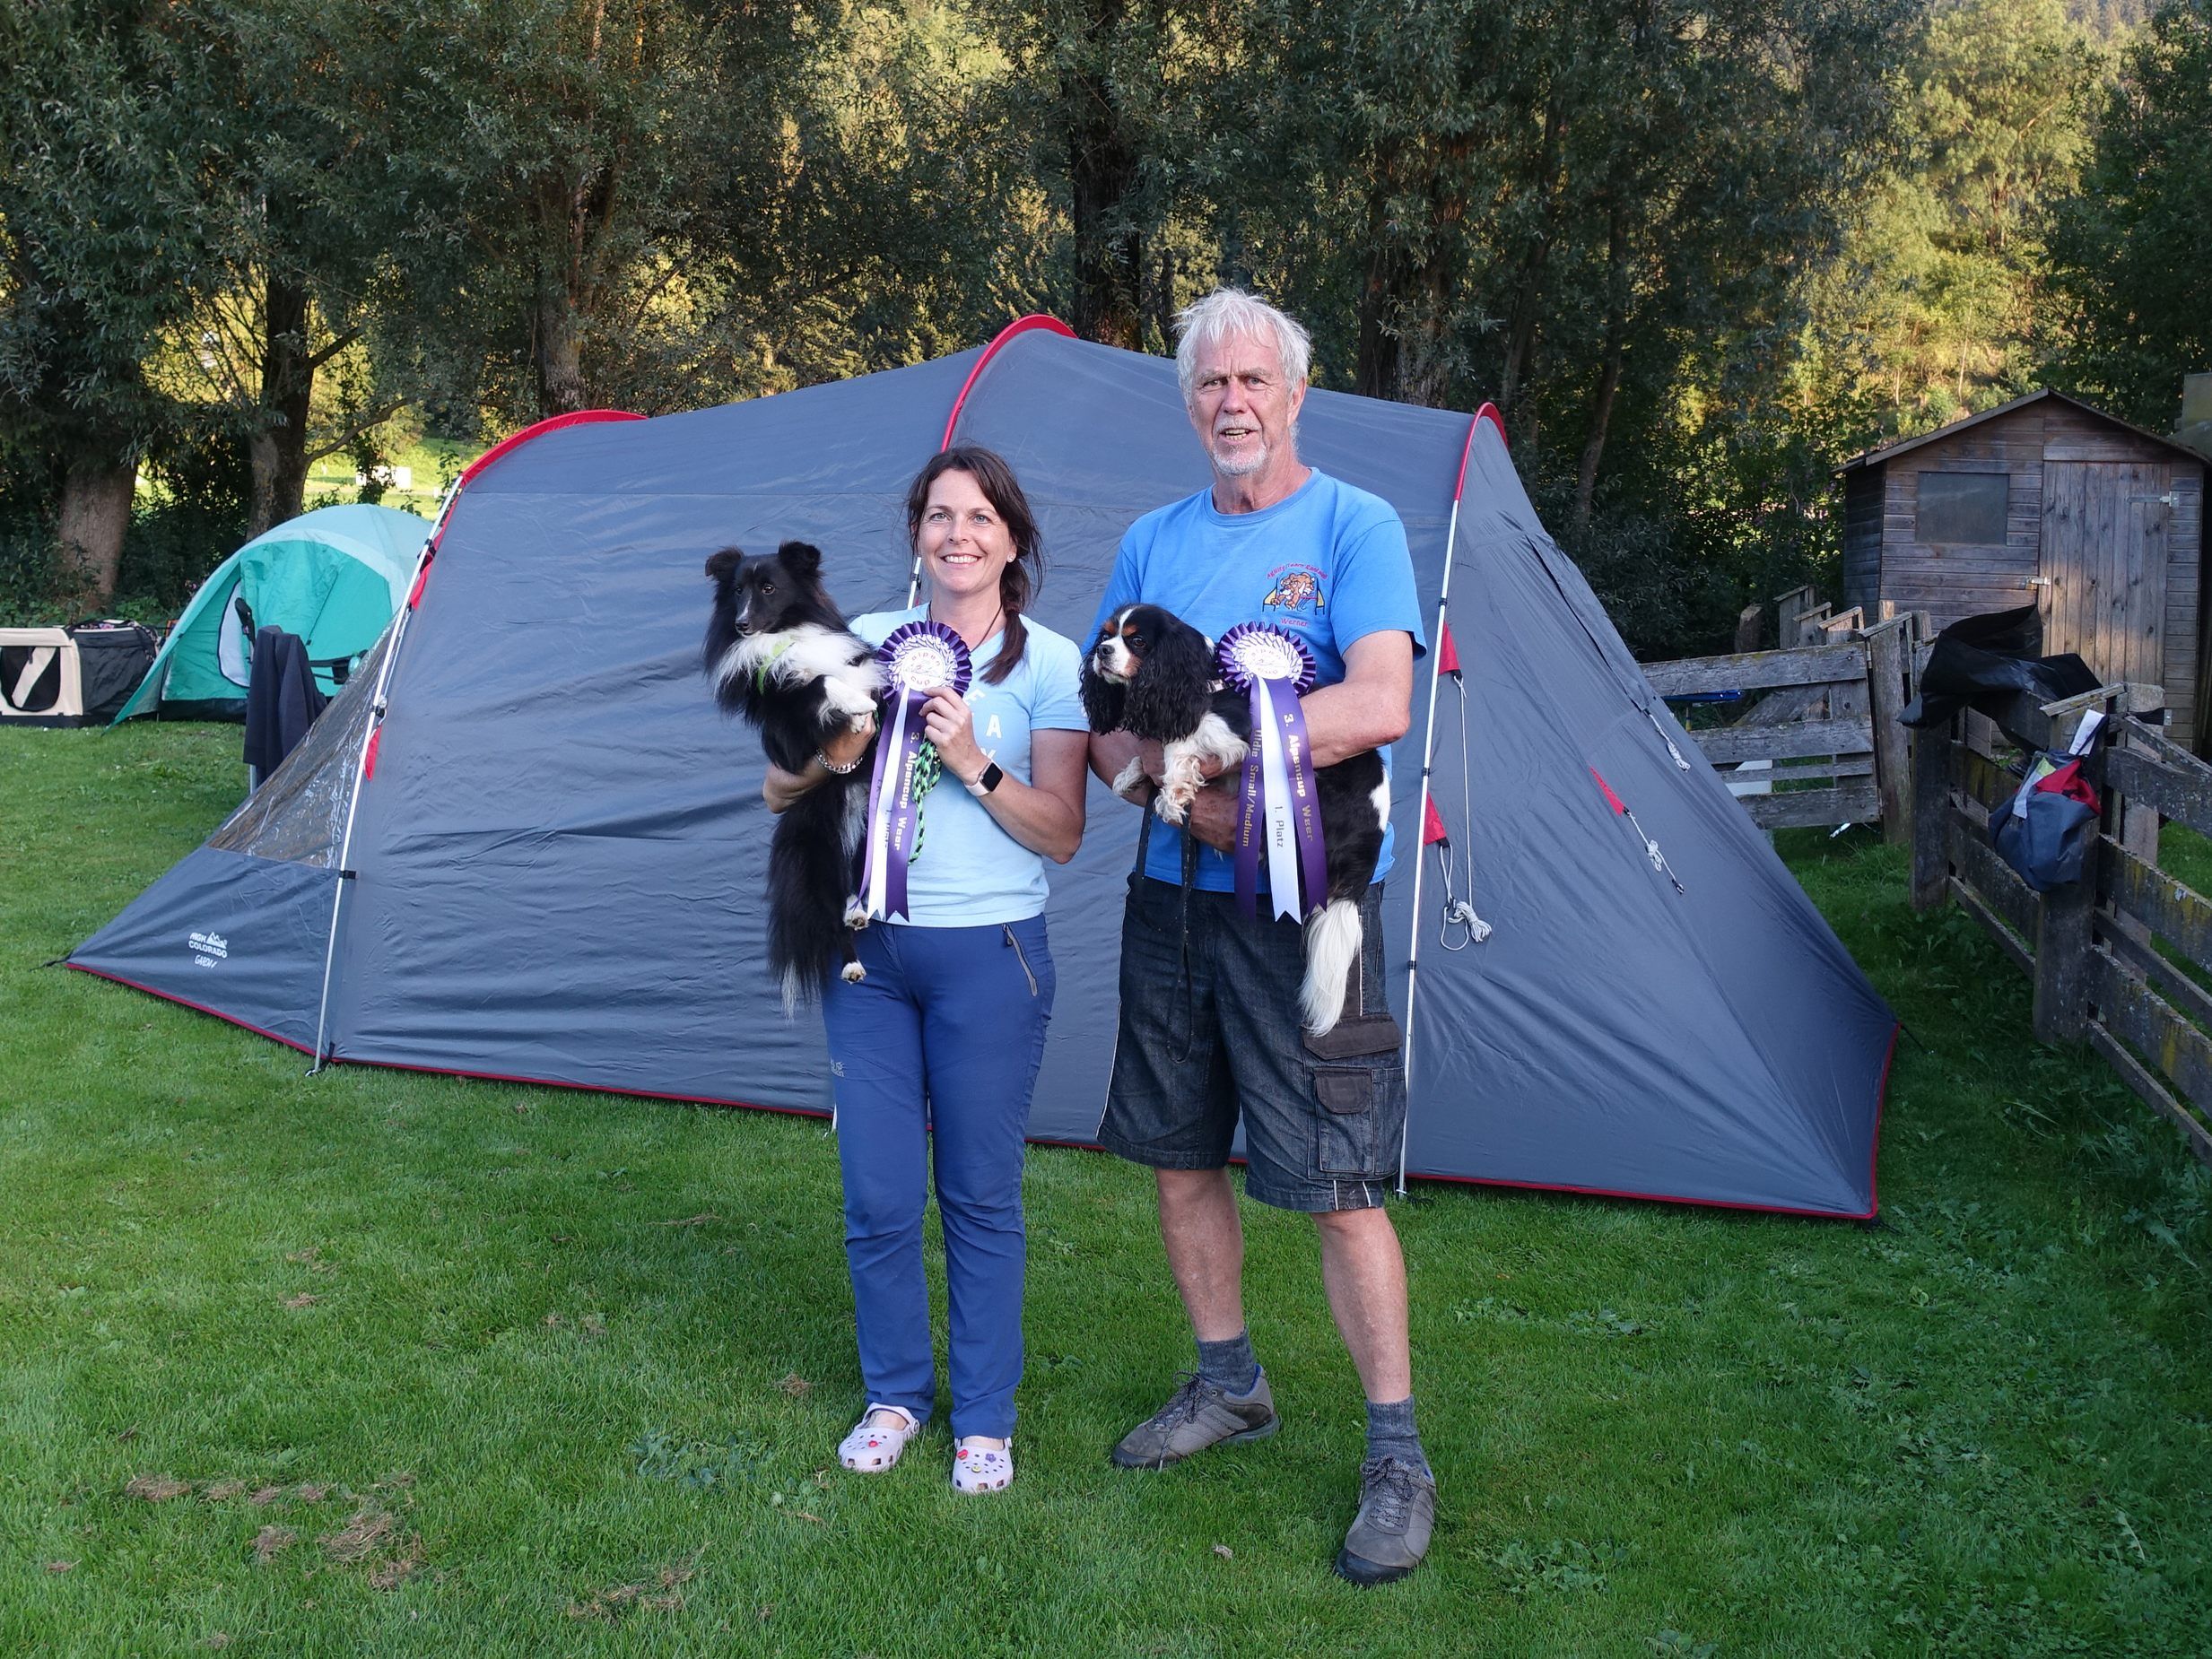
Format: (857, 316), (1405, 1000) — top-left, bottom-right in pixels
(1099, 877), (1406, 1212)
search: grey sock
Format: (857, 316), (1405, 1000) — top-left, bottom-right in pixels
(1365, 1395), (1430, 1475)
(1196, 1329), (1261, 1394)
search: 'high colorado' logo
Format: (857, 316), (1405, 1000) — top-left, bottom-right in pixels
(1261, 565), (1324, 614)
(188, 929), (229, 968)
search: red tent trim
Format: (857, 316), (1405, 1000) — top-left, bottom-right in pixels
(1454, 402), (1506, 500)
(454, 408), (644, 491)
(940, 316), (1076, 450)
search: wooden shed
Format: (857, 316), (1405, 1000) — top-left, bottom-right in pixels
(1841, 389), (2209, 748)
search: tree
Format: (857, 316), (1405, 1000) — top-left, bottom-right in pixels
(1239, 0), (1910, 533)
(0, 4), (219, 601)
(2044, 0), (2212, 429)
(128, 2), (443, 535)
(1807, 0), (2107, 435)
(970, 0), (1218, 352)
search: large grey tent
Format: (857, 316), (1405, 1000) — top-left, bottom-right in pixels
(70, 320), (1896, 1217)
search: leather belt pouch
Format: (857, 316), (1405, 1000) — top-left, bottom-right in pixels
(1302, 1012), (1402, 1062)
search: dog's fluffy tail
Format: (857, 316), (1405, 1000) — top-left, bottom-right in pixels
(1302, 899), (1363, 1036)
(768, 786), (859, 1010)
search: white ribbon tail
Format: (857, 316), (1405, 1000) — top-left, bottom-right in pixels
(1255, 680), (1299, 920)
(864, 696), (910, 920)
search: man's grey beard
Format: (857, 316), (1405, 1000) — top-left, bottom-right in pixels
(1207, 419), (1295, 479)
(1210, 439), (1269, 478)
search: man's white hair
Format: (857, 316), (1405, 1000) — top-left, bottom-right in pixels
(1173, 289), (1312, 404)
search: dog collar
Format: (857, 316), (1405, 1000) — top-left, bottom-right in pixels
(753, 637), (795, 692)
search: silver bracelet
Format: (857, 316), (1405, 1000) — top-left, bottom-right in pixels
(815, 750), (863, 775)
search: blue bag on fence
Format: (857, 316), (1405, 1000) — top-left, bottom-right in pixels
(1986, 717), (2103, 893)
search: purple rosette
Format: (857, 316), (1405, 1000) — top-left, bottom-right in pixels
(859, 621), (972, 921)
(1215, 623), (1327, 922)
(1215, 621), (1317, 699)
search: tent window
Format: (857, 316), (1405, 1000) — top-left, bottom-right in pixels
(206, 626), (388, 866)
(1915, 471), (2009, 545)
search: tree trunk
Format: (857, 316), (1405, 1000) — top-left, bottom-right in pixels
(529, 143), (615, 418)
(1354, 126), (1468, 410)
(1572, 196), (1631, 535)
(1354, 173), (1408, 401)
(1498, 95), (1567, 420)
(535, 279), (588, 415)
(247, 272), (315, 537)
(1572, 341), (1624, 534)
(1147, 244), (1177, 356)
(1066, 0), (1145, 351)
(57, 453), (136, 605)
(1399, 252), (1456, 410)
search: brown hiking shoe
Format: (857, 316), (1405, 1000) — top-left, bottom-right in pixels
(1109, 1370), (1279, 1469)
(1334, 1455), (1436, 1585)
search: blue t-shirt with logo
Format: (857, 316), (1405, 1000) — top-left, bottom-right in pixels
(1091, 469), (1425, 890)
(849, 608), (1087, 926)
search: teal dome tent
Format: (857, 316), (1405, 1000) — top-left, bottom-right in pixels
(114, 504), (424, 722)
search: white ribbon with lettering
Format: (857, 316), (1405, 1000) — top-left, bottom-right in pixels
(1252, 677), (1301, 920)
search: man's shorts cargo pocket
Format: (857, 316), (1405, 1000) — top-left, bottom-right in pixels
(1314, 1064), (1382, 1177)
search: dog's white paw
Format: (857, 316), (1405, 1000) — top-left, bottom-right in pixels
(1154, 786), (1194, 826)
(1110, 758), (1149, 802)
(843, 899), (869, 930)
(847, 709), (875, 734)
(840, 961), (867, 985)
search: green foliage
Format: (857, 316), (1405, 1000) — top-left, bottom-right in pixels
(2043, 0), (2212, 428)
(0, 3), (217, 464)
(0, 0), (2195, 654)
(0, 423), (243, 625)
(1208, 0), (1920, 648)
(1811, 0), (2108, 435)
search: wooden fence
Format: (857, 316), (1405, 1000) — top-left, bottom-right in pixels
(1642, 607), (1912, 836)
(1909, 683), (2212, 1168)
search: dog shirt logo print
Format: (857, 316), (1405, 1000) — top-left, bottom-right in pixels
(1261, 566), (1325, 615)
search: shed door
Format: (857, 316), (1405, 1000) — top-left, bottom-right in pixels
(2039, 461), (2167, 690)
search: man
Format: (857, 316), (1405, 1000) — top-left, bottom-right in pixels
(1088, 288), (1434, 1585)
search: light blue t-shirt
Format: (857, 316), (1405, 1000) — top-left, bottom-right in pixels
(849, 608), (1087, 927)
(1092, 469), (1425, 890)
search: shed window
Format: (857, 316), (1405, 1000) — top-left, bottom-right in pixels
(1916, 471), (2009, 544)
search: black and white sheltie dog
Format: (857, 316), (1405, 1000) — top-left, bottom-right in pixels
(1080, 603), (1389, 1036)
(703, 541), (883, 1005)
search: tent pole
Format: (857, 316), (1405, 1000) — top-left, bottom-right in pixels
(307, 480), (459, 1073)
(1396, 411), (1486, 1194)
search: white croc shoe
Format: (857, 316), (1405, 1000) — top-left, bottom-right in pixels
(839, 1404), (920, 1472)
(952, 1437), (1014, 1494)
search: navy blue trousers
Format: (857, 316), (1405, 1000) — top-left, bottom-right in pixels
(822, 916), (1054, 1439)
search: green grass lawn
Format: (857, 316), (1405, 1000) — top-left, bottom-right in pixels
(301, 436), (472, 523)
(4, 725), (2208, 1656)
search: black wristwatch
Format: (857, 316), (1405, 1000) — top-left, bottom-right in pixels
(965, 760), (1005, 798)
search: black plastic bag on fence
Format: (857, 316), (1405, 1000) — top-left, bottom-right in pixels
(1986, 725), (2104, 893)
(1899, 604), (2100, 747)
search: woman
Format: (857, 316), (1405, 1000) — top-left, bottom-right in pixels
(764, 446), (1087, 1493)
